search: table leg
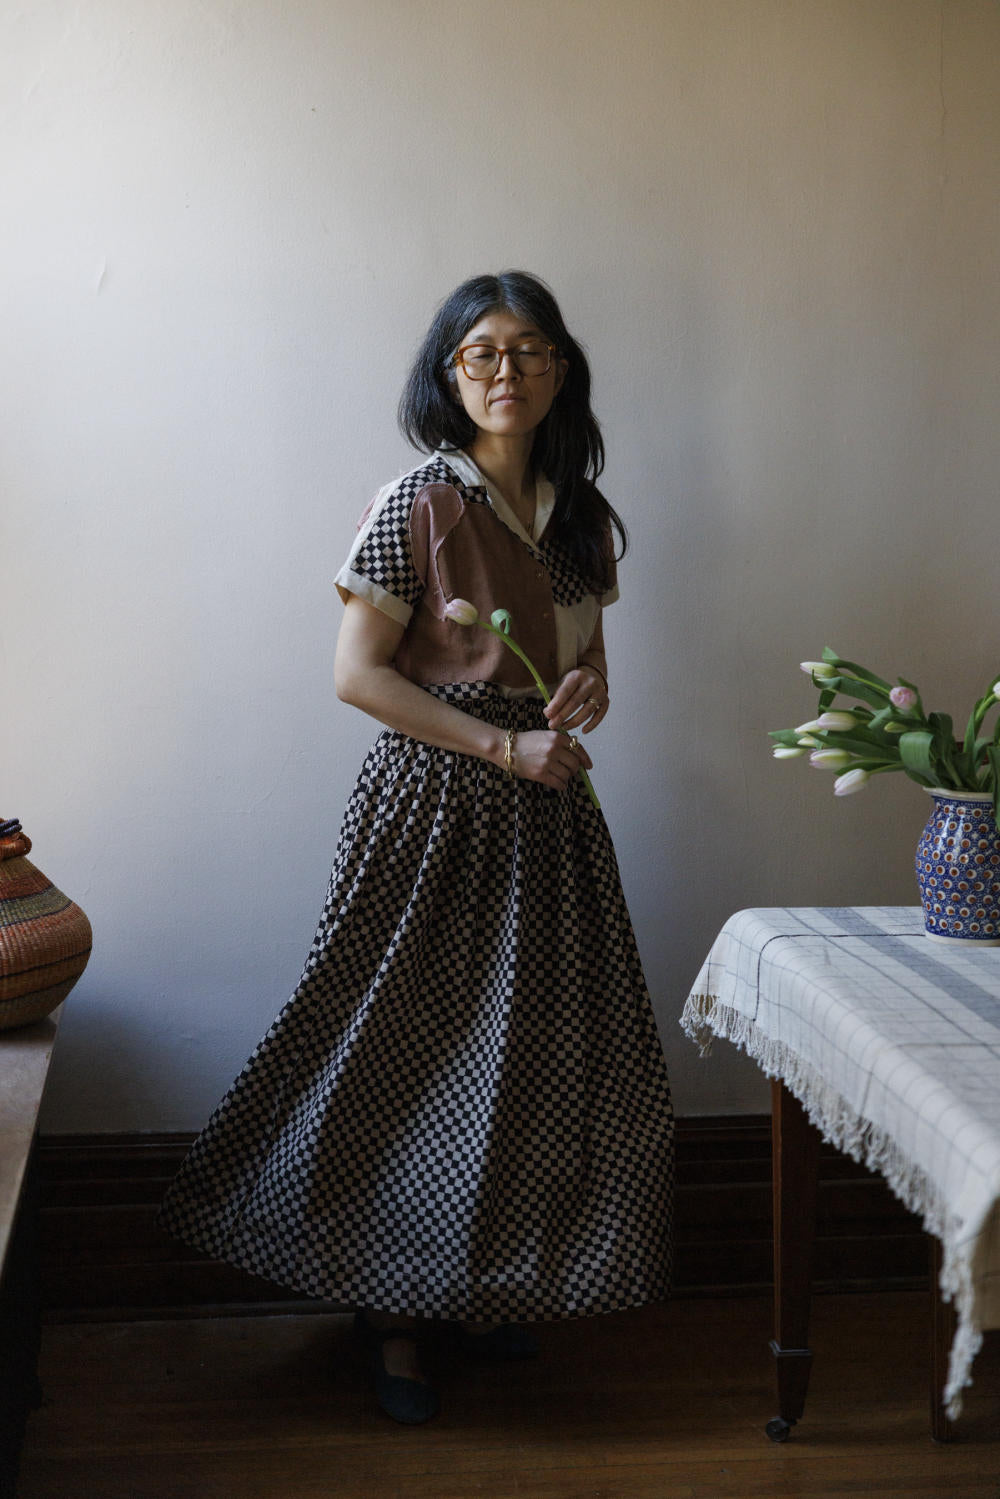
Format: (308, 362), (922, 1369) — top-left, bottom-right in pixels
(766, 1077), (821, 1443)
(928, 1235), (957, 1444)
(0, 1138), (44, 1498)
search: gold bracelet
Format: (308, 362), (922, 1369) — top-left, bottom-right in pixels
(503, 728), (516, 780)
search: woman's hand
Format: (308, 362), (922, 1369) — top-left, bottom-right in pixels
(544, 667), (609, 735)
(513, 729), (593, 792)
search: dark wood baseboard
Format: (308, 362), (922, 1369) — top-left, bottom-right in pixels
(36, 1116), (928, 1321)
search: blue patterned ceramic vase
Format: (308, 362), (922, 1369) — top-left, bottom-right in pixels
(916, 789), (1000, 944)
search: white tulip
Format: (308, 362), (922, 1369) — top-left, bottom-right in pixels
(795, 711), (858, 734)
(810, 749), (852, 771)
(773, 746), (806, 759)
(834, 768), (870, 796)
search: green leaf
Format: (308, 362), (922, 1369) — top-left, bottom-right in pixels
(822, 654), (893, 691)
(769, 729), (806, 747)
(963, 706), (980, 758)
(813, 732), (899, 760)
(987, 745), (1000, 820)
(974, 692), (1000, 743)
(825, 675), (892, 711)
(928, 713), (961, 784)
(490, 608), (512, 634)
(866, 706), (898, 733)
(846, 758), (905, 774)
(899, 730), (938, 782)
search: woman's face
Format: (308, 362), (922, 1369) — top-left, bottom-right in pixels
(451, 309), (566, 442)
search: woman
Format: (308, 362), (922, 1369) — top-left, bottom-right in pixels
(159, 271), (674, 1425)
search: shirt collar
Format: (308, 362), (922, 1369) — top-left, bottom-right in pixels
(438, 448), (555, 550)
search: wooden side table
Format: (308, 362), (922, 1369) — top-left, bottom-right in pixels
(766, 1077), (957, 1444)
(0, 1008), (62, 1498)
(681, 907), (1000, 1441)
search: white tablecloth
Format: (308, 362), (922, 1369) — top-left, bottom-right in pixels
(680, 906), (1000, 1415)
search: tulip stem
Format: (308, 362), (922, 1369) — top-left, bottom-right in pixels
(476, 621), (601, 810)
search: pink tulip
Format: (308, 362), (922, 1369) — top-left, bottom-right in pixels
(889, 686), (918, 712)
(443, 598), (479, 626)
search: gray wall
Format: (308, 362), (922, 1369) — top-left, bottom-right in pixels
(5, 0), (999, 1131)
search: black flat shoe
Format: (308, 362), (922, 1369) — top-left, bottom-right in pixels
(456, 1322), (540, 1362)
(354, 1312), (440, 1425)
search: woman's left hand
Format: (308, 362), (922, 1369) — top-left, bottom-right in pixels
(544, 667), (609, 735)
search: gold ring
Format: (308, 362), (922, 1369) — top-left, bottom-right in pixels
(568, 737), (584, 756)
(586, 697), (601, 710)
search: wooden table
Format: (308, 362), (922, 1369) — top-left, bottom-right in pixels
(681, 908), (1000, 1440)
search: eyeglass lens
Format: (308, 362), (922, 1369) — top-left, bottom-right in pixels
(458, 342), (552, 379)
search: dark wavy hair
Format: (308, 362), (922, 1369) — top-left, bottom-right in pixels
(398, 270), (626, 591)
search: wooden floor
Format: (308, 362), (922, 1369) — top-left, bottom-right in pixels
(17, 1292), (1000, 1498)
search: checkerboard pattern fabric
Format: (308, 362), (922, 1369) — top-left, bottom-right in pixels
(160, 684), (674, 1321)
(537, 531), (595, 607)
(347, 456), (452, 608)
(680, 905), (1000, 1415)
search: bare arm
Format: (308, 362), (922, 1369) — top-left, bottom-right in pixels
(335, 595), (591, 791)
(577, 610), (609, 692)
(544, 610), (610, 735)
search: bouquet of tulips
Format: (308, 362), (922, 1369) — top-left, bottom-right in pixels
(770, 648), (1000, 817)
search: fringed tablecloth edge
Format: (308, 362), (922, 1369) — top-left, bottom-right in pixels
(680, 992), (982, 1418)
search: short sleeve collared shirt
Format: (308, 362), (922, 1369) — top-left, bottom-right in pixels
(335, 450), (617, 695)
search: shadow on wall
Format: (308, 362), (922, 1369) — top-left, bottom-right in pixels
(39, 991), (241, 1136)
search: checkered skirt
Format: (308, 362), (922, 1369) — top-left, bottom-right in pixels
(159, 684), (674, 1320)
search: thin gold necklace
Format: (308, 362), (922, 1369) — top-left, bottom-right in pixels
(514, 477), (537, 535)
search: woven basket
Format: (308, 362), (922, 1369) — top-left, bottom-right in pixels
(0, 818), (92, 1031)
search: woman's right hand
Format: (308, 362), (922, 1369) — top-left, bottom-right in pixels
(510, 729), (593, 792)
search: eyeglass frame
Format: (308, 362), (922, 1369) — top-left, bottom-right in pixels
(451, 340), (558, 380)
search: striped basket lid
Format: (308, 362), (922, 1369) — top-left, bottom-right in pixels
(0, 817), (29, 855)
